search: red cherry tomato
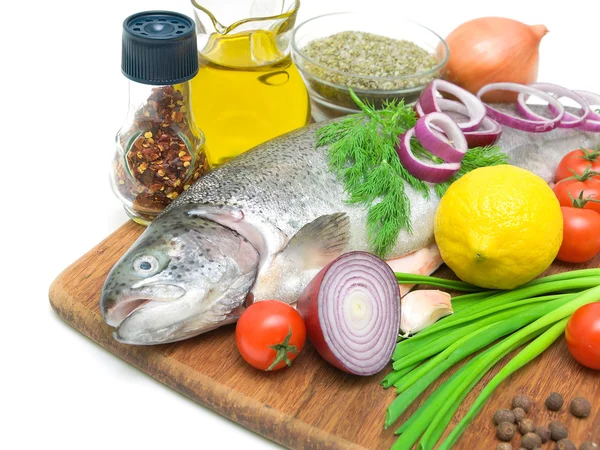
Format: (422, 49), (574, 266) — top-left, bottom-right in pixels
(556, 206), (600, 263)
(555, 148), (600, 182)
(553, 176), (600, 215)
(235, 300), (306, 371)
(565, 303), (600, 370)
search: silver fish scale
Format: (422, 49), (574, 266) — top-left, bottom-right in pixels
(166, 123), (436, 258)
(165, 110), (600, 259)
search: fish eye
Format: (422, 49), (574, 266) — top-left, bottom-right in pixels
(133, 255), (160, 276)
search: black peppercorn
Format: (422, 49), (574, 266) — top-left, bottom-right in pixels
(497, 443), (513, 450)
(549, 421), (568, 441)
(513, 407), (527, 422)
(521, 432), (542, 449)
(497, 422), (517, 441)
(556, 438), (576, 450)
(535, 425), (551, 443)
(581, 442), (599, 450)
(494, 408), (516, 425)
(545, 392), (564, 411)
(512, 394), (533, 413)
(518, 418), (535, 435)
(569, 397), (591, 418)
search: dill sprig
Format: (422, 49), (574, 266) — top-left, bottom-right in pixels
(315, 89), (508, 258)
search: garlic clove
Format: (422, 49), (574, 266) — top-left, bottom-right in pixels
(400, 290), (453, 337)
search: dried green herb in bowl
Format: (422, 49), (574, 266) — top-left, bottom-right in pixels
(291, 13), (448, 121)
(301, 31), (439, 90)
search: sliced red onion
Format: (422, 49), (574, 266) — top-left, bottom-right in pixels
(414, 101), (425, 117)
(577, 119), (600, 132)
(516, 83), (590, 129)
(568, 90), (600, 132)
(396, 128), (461, 183)
(574, 90), (600, 121)
(419, 79), (486, 132)
(477, 83), (565, 133)
(426, 99), (503, 148)
(414, 112), (467, 163)
(297, 251), (400, 376)
(463, 116), (503, 147)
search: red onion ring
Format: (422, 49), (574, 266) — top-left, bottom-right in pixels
(477, 82), (565, 132)
(414, 101), (425, 117)
(414, 112), (467, 163)
(415, 99), (503, 148)
(396, 128), (461, 183)
(419, 79), (486, 132)
(574, 90), (600, 121)
(565, 90), (600, 132)
(297, 251), (400, 376)
(462, 116), (503, 147)
(517, 83), (590, 129)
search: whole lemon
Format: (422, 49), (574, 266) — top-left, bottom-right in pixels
(434, 165), (563, 289)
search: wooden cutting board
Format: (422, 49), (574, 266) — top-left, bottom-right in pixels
(49, 221), (599, 449)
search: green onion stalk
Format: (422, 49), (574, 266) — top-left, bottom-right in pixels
(382, 271), (600, 450)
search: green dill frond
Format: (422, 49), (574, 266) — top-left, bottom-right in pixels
(315, 88), (508, 258)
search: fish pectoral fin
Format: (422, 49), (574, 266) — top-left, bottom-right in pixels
(281, 212), (350, 269)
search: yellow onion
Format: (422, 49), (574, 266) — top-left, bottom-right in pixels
(440, 17), (548, 103)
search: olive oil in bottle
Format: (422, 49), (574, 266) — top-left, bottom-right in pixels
(191, 30), (311, 167)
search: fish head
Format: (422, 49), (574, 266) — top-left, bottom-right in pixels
(100, 205), (260, 344)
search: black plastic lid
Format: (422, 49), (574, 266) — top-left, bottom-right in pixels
(122, 11), (198, 85)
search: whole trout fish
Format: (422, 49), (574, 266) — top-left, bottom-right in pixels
(101, 120), (599, 344)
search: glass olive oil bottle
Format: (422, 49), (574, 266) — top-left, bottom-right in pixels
(191, 1), (310, 167)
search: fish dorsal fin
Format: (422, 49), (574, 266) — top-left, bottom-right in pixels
(281, 212), (350, 268)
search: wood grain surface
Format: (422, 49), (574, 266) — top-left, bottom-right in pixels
(49, 221), (600, 449)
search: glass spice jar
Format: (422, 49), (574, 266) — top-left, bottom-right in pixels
(111, 11), (208, 225)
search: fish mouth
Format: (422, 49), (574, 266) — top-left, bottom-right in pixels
(101, 284), (186, 328)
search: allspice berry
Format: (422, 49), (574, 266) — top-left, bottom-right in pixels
(513, 407), (527, 423)
(545, 392), (564, 411)
(522, 432), (542, 449)
(581, 442), (599, 450)
(497, 422), (517, 441)
(512, 394), (533, 413)
(549, 421), (568, 441)
(556, 438), (576, 450)
(494, 408), (516, 425)
(569, 397), (591, 418)
(535, 425), (551, 443)
(518, 418), (535, 435)
(497, 443), (513, 450)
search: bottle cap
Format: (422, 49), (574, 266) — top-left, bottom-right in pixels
(122, 11), (198, 85)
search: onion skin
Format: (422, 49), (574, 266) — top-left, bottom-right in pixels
(441, 17), (548, 103)
(296, 258), (345, 372)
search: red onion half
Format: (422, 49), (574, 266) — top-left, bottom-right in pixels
(477, 82), (565, 132)
(517, 82), (590, 129)
(396, 128), (462, 183)
(297, 251), (400, 376)
(414, 112), (467, 163)
(419, 79), (486, 131)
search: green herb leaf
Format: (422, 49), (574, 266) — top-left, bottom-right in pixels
(315, 90), (508, 258)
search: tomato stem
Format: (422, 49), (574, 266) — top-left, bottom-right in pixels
(568, 190), (600, 208)
(566, 164), (600, 181)
(577, 147), (600, 162)
(266, 326), (297, 371)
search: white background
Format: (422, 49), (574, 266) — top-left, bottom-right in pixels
(2, 0), (598, 449)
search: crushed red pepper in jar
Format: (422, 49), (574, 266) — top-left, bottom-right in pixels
(112, 85), (207, 224)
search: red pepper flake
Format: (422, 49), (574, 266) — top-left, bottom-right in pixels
(114, 85), (207, 219)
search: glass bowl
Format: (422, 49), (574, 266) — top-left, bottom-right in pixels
(291, 12), (449, 122)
